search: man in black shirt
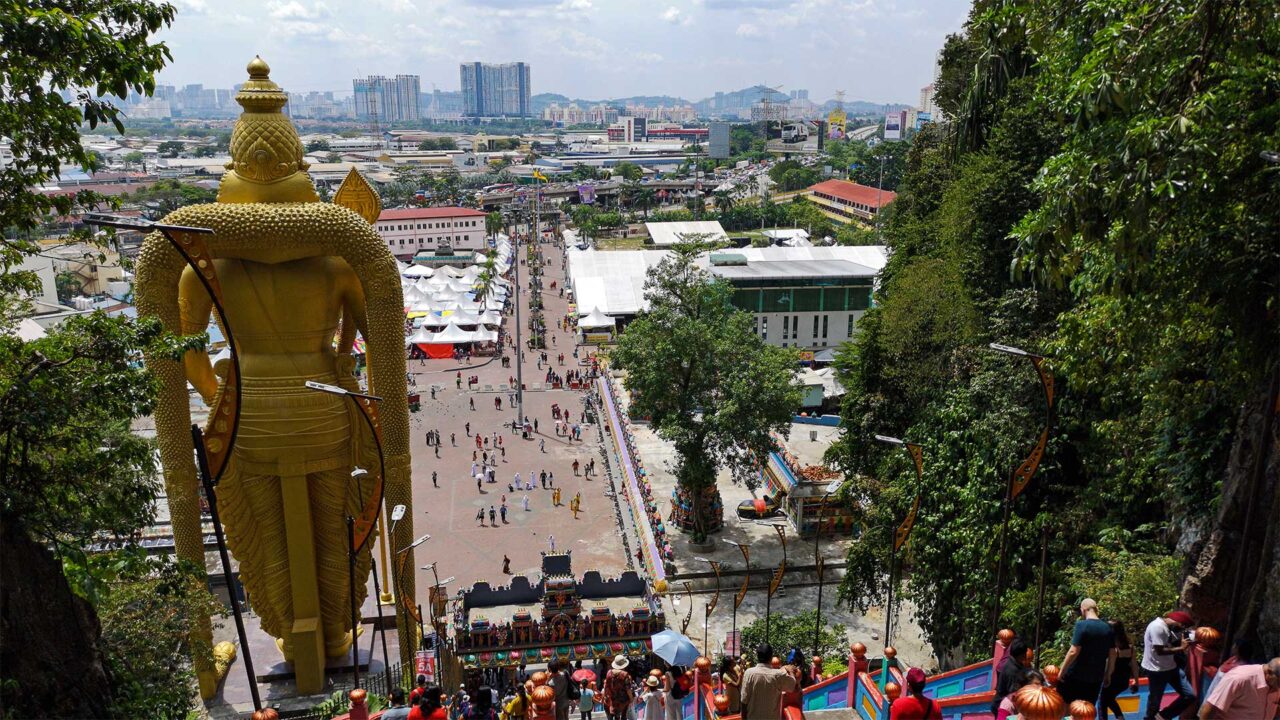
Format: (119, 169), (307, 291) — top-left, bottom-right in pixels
(1058, 598), (1116, 706)
(991, 637), (1029, 714)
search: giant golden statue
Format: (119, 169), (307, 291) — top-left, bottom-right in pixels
(135, 57), (415, 696)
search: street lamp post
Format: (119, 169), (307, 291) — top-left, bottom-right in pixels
(353, 469), (393, 691)
(693, 557), (721, 657)
(986, 343), (1055, 640)
(873, 434), (924, 649)
(811, 479), (843, 662)
(724, 540), (750, 658)
(345, 515), (361, 688)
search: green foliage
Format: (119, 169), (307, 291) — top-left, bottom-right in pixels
(122, 179), (216, 216)
(613, 243), (801, 540)
(417, 137), (457, 151)
(767, 160), (819, 192)
(312, 689), (388, 719)
(823, 139), (910, 191)
(827, 0), (1277, 667)
(612, 161), (643, 183)
(156, 140), (184, 157)
(1004, 544), (1179, 667)
(305, 138), (332, 153)
(66, 548), (226, 718)
(739, 610), (847, 664)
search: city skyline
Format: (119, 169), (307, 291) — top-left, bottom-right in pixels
(155, 0), (968, 105)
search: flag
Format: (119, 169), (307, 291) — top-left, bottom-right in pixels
(532, 168), (547, 182)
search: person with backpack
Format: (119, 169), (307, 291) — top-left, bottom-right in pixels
(603, 656), (635, 720)
(890, 668), (942, 719)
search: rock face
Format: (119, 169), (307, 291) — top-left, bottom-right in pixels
(0, 516), (112, 718)
(1178, 375), (1280, 657)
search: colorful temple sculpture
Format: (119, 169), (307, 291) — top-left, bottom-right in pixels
(452, 552), (665, 668)
(133, 57), (415, 696)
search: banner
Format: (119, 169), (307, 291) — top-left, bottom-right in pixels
(415, 651), (436, 683)
(578, 183), (596, 204)
(894, 494), (921, 552)
(1010, 357), (1055, 499)
(884, 112), (903, 141)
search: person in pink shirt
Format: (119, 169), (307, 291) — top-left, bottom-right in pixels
(1197, 658), (1280, 720)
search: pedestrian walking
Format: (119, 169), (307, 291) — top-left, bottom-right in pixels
(476, 508), (485, 526)
(477, 476), (482, 493)
(540, 438), (546, 453)
(522, 495), (530, 511)
(435, 445), (440, 459)
(573, 459), (580, 476)
(451, 432), (456, 446)
(470, 397), (476, 411)
(513, 472), (521, 488)
(489, 506), (496, 525)
(466, 421), (471, 436)
(549, 535), (556, 552)
(548, 471), (554, 487)
(432, 471), (438, 488)
(534, 418), (539, 433)
(503, 555), (511, 574)
(500, 504), (508, 523)
(495, 397), (502, 410)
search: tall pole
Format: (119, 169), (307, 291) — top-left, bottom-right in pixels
(511, 208), (525, 429)
(987, 343), (1055, 640)
(884, 527), (895, 648)
(728, 541), (750, 659)
(1032, 521), (1049, 662)
(872, 436), (923, 654)
(875, 151), (885, 239)
(369, 555), (393, 690)
(811, 485), (838, 662)
(192, 424), (261, 711)
(347, 515), (361, 689)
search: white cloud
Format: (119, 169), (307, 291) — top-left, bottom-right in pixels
(267, 1), (332, 20)
(172, 0), (208, 13)
(735, 23), (761, 37)
(660, 6), (688, 24)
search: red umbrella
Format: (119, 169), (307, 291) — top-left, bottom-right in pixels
(571, 668), (597, 684)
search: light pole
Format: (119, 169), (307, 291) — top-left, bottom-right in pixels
(345, 514), (361, 688)
(693, 557), (721, 657)
(986, 343), (1055, 640)
(873, 434), (924, 649)
(353, 469), (393, 690)
(811, 479), (843, 662)
(765, 525), (787, 647)
(506, 209), (526, 430)
(724, 540), (750, 658)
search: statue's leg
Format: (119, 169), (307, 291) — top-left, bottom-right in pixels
(220, 467), (291, 644)
(310, 466), (373, 658)
(276, 455), (327, 694)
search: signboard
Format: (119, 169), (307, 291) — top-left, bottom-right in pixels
(827, 108), (847, 139)
(709, 122), (730, 159)
(915, 112), (932, 130)
(577, 183), (596, 204)
(884, 112), (904, 141)
(415, 651), (436, 683)
(766, 119), (826, 154)
(584, 331), (613, 345)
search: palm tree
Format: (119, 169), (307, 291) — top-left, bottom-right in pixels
(713, 190), (736, 216)
(636, 187), (657, 220)
(473, 254), (500, 303)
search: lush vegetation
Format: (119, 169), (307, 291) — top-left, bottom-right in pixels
(0, 2), (230, 716)
(738, 610), (848, 670)
(829, 0), (1280, 666)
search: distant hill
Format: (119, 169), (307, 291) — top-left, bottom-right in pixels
(531, 92), (693, 114)
(531, 87), (910, 118)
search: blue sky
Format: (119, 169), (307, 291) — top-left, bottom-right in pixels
(158, 0), (970, 104)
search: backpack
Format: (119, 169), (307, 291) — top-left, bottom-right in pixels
(567, 677), (581, 701)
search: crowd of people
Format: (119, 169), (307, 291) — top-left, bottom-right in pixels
(982, 601), (1278, 720)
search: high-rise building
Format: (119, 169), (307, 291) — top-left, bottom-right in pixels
(352, 75), (421, 123)
(459, 62), (531, 117)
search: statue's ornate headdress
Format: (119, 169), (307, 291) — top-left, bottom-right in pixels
(218, 56), (319, 204)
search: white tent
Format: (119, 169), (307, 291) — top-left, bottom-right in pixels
(403, 286), (426, 304)
(478, 310), (503, 326)
(409, 302), (440, 315)
(449, 309), (482, 325)
(420, 314), (449, 327)
(433, 289), (462, 303)
(414, 278), (437, 293)
(407, 327), (435, 344)
(402, 265), (433, 278)
(439, 265), (465, 278)
(447, 280), (475, 294)
(578, 307), (616, 328)
(430, 322), (476, 343)
(471, 329), (499, 343)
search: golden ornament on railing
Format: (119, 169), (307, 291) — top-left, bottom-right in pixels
(1042, 664), (1060, 685)
(883, 646), (897, 660)
(850, 642), (867, 657)
(531, 670), (550, 686)
(997, 628), (1015, 646)
(1068, 699), (1097, 720)
(1012, 685), (1064, 720)
(695, 656), (712, 673)
(1194, 626), (1222, 650)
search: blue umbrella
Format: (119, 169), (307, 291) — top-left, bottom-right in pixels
(651, 629), (700, 666)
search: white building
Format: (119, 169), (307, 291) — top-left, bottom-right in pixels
(567, 245), (888, 351)
(375, 207), (488, 259)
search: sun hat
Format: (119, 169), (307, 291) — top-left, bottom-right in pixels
(612, 655), (630, 670)
(645, 677), (660, 688)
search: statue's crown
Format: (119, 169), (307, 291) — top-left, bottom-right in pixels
(218, 56), (318, 203)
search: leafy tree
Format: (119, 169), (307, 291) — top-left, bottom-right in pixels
(571, 163), (602, 181)
(768, 160), (818, 192)
(156, 140), (184, 158)
(324, 151), (342, 164)
(192, 144), (219, 158)
(612, 242), (802, 542)
(713, 190), (736, 216)
(122, 150), (145, 170)
(55, 270), (85, 303)
(739, 610), (847, 666)
(486, 211), (504, 237)
(304, 138), (331, 153)
(612, 161), (643, 183)
(122, 179), (216, 217)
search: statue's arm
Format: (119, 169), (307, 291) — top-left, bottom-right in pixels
(337, 260), (369, 350)
(178, 265), (220, 403)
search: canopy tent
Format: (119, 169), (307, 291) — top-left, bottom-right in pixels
(432, 289), (462, 303)
(477, 310), (503, 326)
(430, 322), (477, 343)
(402, 264), (433, 278)
(471, 329), (499, 343)
(407, 327), (435, 344)
(439, 265), (465, 278)
(449, 309), (482, 325)
(577, 307), (617, 328)
(419, 313), (450, 328)
(402, 287), (427, 305)
(447, 280), (475, 294)
(424, 276), (451, 289)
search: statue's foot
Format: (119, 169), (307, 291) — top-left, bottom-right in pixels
(325, 625), (363, 658)
(276, 636), (294, 662)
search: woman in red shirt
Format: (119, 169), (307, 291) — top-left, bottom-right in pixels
(409, 686), (449, 720)
(890, 668), (942, 720)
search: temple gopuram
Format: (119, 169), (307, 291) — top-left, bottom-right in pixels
(452, 552), (664, 669)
